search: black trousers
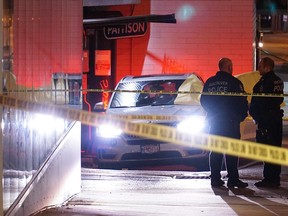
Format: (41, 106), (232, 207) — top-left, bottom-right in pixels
(210, 151), (239, 182)
(256, 118), (282, 183)
(209, 120), (241, 183)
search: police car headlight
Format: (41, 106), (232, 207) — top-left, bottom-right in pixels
(177, 116), (206, 134)
(28, 113), (66, 134)
(98, 124), (122, 138)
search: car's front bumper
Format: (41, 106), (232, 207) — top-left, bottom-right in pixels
(95, 135), (208, 164)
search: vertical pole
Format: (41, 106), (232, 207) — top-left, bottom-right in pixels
(0, 0), (4, 214)
(254, 0), (259, 70)
(256, 14), (261, 69)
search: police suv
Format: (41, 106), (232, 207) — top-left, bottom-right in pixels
(94, 73), (209, 169)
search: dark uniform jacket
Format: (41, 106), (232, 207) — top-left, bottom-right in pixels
(200, 71), (248, 138)
(249, 71), (284, 128)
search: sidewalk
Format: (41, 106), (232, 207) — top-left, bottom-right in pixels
(33, 164), (288, 216)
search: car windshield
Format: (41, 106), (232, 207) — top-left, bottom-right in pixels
(110, 79), (185, 108)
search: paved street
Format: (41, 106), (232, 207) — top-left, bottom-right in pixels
(33, 164), (288, 216)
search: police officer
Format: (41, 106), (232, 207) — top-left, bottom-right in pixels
(200, 57), (248, 188)
(249, 57), (284, 188)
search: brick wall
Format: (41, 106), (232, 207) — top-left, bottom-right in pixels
(115, 0), (151, 81)
(13, 0), (82, 88)
(117, 0), (254, 82)
(12, 0), (254, 87)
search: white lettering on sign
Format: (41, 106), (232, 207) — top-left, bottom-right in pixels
(107, 28), (119, 35)
(126, 22), (145, 34)
(104, 22), (147, 39)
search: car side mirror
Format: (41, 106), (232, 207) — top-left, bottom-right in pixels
(94, 102), (106, 112)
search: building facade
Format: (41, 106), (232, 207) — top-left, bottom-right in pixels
(1, 0), (256, 214)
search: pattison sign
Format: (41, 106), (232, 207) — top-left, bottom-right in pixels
(104, 21), (147, 39)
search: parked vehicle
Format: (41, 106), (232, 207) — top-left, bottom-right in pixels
(93, 73), (209, 169)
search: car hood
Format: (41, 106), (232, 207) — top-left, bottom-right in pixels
(106, 105), (206, 122)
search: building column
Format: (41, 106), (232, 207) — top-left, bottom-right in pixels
(0, 0), (4, 214)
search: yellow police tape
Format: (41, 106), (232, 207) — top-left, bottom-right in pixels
(117, 115), (288, 122)
(0, 94), (287, 166)
(5, 88), (288, 97)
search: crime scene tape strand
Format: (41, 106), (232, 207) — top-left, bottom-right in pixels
(0, 94), (287, 166)
(4, 88), (288, 97)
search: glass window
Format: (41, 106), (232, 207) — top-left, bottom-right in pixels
(110, 79), (184, 108)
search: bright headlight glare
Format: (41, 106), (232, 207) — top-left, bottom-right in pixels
(28, 113), (65, 134)
(98, 124), (122, 137)
(177, 116), (206, 133)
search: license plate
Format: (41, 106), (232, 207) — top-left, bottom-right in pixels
(141, 144), (160, 154)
